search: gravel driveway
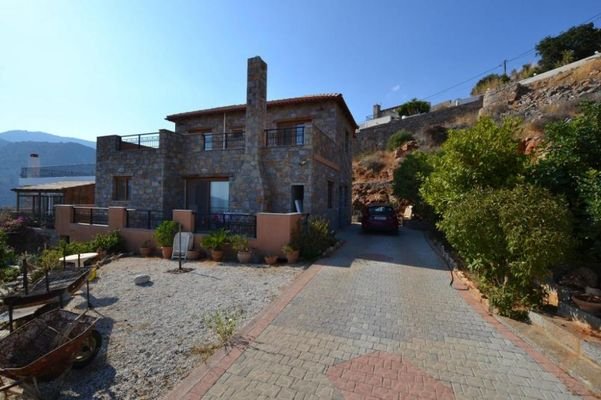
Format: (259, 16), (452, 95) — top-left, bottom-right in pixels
(55, 257), (302, 400)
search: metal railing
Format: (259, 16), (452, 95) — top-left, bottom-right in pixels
(125, 209), (167, 230)
(20, 163), (96, 178)
(264, 126), (305, 147)
(202, 132), (245, 151)
(195, 213), (256, 237)
(119, 133), (160, 150)
(73, 207), (108, 226)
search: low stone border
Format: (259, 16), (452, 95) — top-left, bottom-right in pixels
(163, 263), (324, 400)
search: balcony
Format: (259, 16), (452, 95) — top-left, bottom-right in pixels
(264, 126), (305, 147)
(202, 132), (245, 151)
(119, 132), (160, 150)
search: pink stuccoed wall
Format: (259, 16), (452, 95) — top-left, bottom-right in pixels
(54, 205), (302, 257)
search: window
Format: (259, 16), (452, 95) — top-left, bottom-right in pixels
(113, 176), (131, 201)
(345, 130), (350, 153)
(291, 185), (304, 212)
(327, 181), (334, 209)
(203, 133), (213, 151)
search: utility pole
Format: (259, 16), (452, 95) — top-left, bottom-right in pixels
(503, 59), (507, 76)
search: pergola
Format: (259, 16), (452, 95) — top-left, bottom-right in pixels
(11, 181), (95, 226)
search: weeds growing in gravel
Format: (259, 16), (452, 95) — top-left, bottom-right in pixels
(204, 309), (242, 346)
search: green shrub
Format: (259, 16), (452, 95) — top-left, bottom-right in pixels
(293, 217), (336, 260)
(154, 221), (179, 247)
(0, 266), (19, 283)
(529, 102), (601, 260)
(396, 98), (430, 117)
(39, 247), (64, 272)
(439, 185), (573, 316)
(90, 231), (126, 254)
(392, 151), (434, 219)
(421, 117), (525, 215)
(201, 229), (231, 251)
(230, 234), (250, 252)
(386, 130), (414, 151)
(0, 230), (15, 268)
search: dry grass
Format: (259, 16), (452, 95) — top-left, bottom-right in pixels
(358, 151), (387, 174)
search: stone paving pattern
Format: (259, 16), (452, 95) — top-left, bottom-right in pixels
(194, 227), (589, 399)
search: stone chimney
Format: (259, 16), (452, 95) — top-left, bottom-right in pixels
(28, 153), (40, 177)
(230, 56), (270, 213)
(373, 104), (381, 119)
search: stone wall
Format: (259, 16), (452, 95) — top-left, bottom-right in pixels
(354, 98), (482, 156)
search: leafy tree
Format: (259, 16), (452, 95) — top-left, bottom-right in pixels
(529, 102), (601, 259)
(0, 229), (15, 268)
(421, 117), (525, 215)
(440, 185), (573, 317)
(392, 151), (434, 218)
(386, 130), (413, 151)
(396, 98), (430, 117)
(536, 23), (601, 72)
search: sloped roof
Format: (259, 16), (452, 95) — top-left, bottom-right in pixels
(165, 93), (357, 128)
(12, 180), (95, 192)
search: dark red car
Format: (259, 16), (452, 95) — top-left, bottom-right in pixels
(361, 204), (400, 233)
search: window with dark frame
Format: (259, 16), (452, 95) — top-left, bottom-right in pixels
(327, 181), (334, 209)
(113, 176), (131, 201)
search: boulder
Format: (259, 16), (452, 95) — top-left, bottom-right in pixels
(134, 274), (151, 285)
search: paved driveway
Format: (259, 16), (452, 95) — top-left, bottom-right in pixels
(178, 226), (590, 399)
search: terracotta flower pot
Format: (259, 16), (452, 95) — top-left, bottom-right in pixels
(187, 250), (201, 260)
(572, 294), (601, 315)
(285, 250), (300, 264)
(264, 255), (278, 265)
(211, 249), (224, 262)
(237, 251), (252, 263)
(161, 247), (173, 259)
(139, 247), (152, 257)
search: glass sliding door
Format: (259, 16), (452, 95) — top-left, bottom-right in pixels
(186, 178), (230, 231)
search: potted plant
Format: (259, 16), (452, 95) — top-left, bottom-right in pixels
(139, 240), (153, 257)
(264, 255), (278, 266)
(187, 244), (201, 261)
(231, 234), (252, 263)
(154, 220), (178, 259)
(201, 229), (230, 262)
(282, 243), (300, 264)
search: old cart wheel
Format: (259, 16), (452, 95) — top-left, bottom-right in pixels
(72, 330), (102, 369)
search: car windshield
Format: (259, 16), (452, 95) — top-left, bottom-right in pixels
(368, 206), (394, 215)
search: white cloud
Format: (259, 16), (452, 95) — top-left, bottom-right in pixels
(391, 84), (401, 92)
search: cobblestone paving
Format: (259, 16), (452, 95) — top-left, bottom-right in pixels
(201, 227), (584, 399)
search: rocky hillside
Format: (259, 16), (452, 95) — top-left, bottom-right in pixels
(353, 55), (601, 217)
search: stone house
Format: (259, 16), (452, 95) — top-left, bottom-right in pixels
(95, 56), (356, 232)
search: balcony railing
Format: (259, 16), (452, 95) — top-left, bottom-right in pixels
(20, 163), (96, 178)
(194, 213), (256, 237)
(73, 207), (108, 226)
(126, 209), (168, 230)
(202, 132), (245, 151)
(264, 126), (305, 147)
(119, 133), (160, 150)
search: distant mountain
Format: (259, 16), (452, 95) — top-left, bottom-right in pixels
(0, 130), (95, 149)
(0, 141), (96, 206)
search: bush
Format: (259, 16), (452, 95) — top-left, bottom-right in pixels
(471, 73), (511, 96)
(293, 217), (336, 260)
(358, 152), (386, 173)
(529, 102), (601, 260)
(421, 117), (525, 215)
(386, 130), (414, 151)
(201, 229), (231, 251)
(154, 221), (179, 247)
(439, 185), (573, 316)
(0, 230), (15, 269)
(230, 234), (250, 252)
(396, 98), (430, 117)
(90, 231), (126, 254)
(392, 151), (434, 219)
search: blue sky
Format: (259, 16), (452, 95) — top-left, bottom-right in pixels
(0, 1), (599, 141)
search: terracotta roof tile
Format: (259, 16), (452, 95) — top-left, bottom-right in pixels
(165, 93), (357, 128)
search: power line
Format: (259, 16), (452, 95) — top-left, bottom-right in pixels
(420, 11), (601, 101)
